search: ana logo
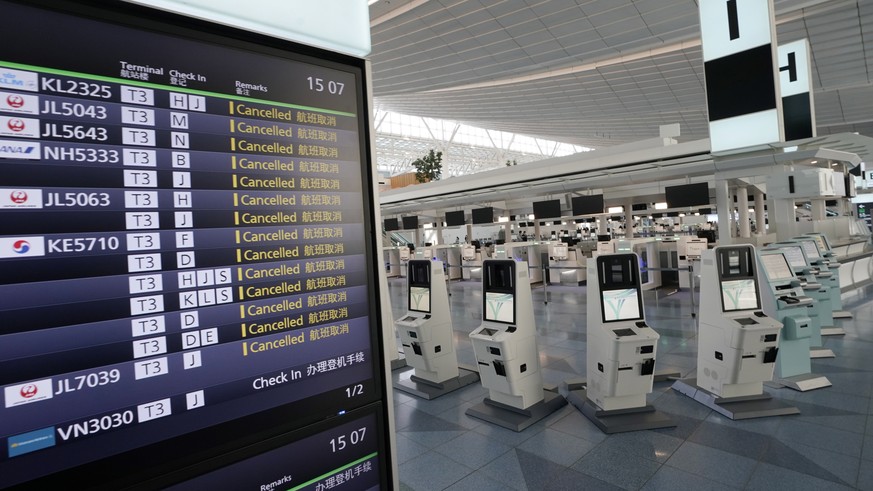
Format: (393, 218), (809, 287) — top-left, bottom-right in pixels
(19, 384), (38, 399)
(12, 239), (30, 254)
(9, 190), (27, 203)
(7, 118), (25, 132)
(6, 94), (24, 108)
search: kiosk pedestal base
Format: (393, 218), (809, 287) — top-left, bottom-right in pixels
(390, 354), (408, 371)
(821, 326), (846, 336)
(465, 391), (566, 432)
(766, 373), (832, 392)
(810, 347), (835, 359)
(562, 387), (675, 433)
(671, 378), (799, 420)
(393, 368), (479, 400)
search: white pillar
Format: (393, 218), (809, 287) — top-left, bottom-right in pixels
(465, 223), (473, 243)
(598, 214), (608, 235)
(715, 179), (732, 244)
(624, 199), (635, 239)
(435, 221), (443, 245)
(504, 222), (512, 241)
(811, 200), (826, 221)
(754, 190), (766, 234)
(737, 187), (751, 238)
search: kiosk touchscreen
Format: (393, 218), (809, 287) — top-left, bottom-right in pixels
(566, 253), (673, 433)
(394, 260), (478, 399)
(757, 251), (831, 391)
(795, 235), (852, 322)
(672, 245), (798, 419)
(467, 260), (565, 431)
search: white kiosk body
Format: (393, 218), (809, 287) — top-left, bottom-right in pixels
(793, 235), (848, 326)
(586, 253), (660, 411)
(396, 260), (459, 383)
(695, 245), (783, 398)
(469, 260), (543, 409)
(678, 236), (708, 289)
(672, 245), (798, 419)
(394, 260), (479, 399)
(757, 250), (831, 391)
(802, 232), (851, 319)
(398, 247), (411, 277)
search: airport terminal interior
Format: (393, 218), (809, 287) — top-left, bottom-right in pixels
(3, 1), (873, 490)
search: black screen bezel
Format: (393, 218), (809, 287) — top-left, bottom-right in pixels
(0, 0), (391, 488)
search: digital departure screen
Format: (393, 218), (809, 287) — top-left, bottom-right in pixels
(0, 1), (388, 488)
(760, 253), (794, 281)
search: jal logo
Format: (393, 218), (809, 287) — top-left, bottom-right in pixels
(13, 239), (31, 254)
(6, 94), (24, 108)
(19, 384), (38, 399)
(7, 118), (25, 132)
(10, 190), (27, 203)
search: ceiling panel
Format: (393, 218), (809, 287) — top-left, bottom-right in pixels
(369, 0), (873, 165)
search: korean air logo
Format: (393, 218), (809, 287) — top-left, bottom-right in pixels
(4, 379), (53, 408)
(0, 188), (41, 208)
(13, 240), (30, 254)
(6, 94), (23, 108)
(0, 68), (38, 92)
(7, 118), (25, 132)
(0, 236), (45, 258)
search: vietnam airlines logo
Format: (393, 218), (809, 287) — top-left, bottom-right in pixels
(7, 118), (25, 132)
(6, 94), (24, 108)
(9, 190), (27, 203)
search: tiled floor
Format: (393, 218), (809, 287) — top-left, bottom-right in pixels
(387, 276), (873, 490)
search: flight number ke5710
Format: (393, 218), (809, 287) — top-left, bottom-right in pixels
(48, 236), (120, 253)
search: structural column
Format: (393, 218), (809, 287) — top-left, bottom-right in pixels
(434, 221), (443, 245)
(624, 199), (635, 239)
(598, 214), (608, 235)
(754, 190), (766, 235)
(465, 223), (473, 243)
(737, 187), (751, 238)
(810, 200), (826, 221)
(715, 179), (732, 244)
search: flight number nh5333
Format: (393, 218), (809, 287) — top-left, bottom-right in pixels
(44, 146), (119, 163)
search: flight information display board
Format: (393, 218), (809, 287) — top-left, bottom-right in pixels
(0, 1), (389, 488)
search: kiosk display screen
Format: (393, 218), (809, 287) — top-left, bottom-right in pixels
(721, 279), (759, 311)
(780, 246), (808, 268)
(409, 287), (431, 313)
(484, 292), (515, 323)
(761, 253), (794, 281)
(0, 1), (389, 488)
(601, 289), (642, 322)
(800, 240), (820, 259)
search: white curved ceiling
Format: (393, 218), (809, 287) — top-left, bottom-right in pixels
(368, 0), (873, 149)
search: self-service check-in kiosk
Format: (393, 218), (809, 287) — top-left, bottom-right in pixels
(802, 233), (852, 320)
(461, 244), (482, 280)
(792, 236), (848, 334)
(672, 245), (799, 419)
(466, 260), (566, 431)
(394, 260), (479, 399)
(770, 242), (837, 357)
(564, 253), (674, 433)
(399, 246), (411, 277)
(678, 236), (708, 290)
(758, 250), (831, 391)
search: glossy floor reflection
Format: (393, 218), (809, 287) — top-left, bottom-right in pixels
(388, 277), (873, 490)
